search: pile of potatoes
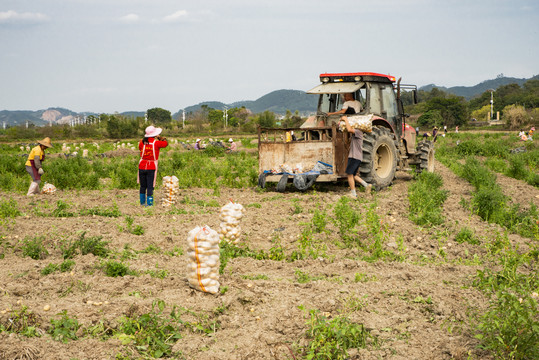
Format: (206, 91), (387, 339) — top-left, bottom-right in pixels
(161, 175), (180, 207)
(186, 226), (220, 294)
(218, 201), (245, 245)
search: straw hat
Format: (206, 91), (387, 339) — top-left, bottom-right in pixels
(37, 137), (52, 148)
(144, 125), (162, 138)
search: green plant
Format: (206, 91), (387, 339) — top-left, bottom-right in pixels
(332, 197), (360, 244)
(292, 199), (303, 214)
(79, 204), (121, 217)
(117, 300), (183, 358)
(61, 232), (110, 259)
(21, 236), (48, 260)
(454, 227), (480, 245)
(311, 208), (327, 233)
(408, 171), (448, 226)
(48, 310), (80, 343)
(103, 260), (136, 277)
(51, 200), (76, 217)
(0, 305), (41, 337)
(41, 259), (75, 275)
(124, 216), (145, 235)
(474, 291), (538, 359)
(297, 306), (377, 360)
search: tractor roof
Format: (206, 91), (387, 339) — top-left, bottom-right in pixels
(319, 72), (396, 83)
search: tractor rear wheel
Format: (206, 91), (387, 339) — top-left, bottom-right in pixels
(359, 126), (398, 190)
(416, 140), (435, 173)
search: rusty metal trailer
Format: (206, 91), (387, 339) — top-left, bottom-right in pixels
(258, 125), (353, 186)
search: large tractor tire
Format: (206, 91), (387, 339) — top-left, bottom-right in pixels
(416, 140), (435, 173)
(359, 126), (398, 190)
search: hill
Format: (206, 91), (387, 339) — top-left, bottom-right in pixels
(420, 74), (539, 99)
(177, 89), (318, 117)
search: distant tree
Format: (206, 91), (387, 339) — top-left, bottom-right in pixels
(424, 96), (469, 126)
(257, 111), (276, 128)
(147, 108), (172, 124)
(471, 105), (491, 122)
(103, 114), (139, 139)
(503, 105), (529, 129)
(417, 110), (443, 128)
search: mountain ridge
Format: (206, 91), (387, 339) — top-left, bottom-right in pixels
(1, 74), (537, 127)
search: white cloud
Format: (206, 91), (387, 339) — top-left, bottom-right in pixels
(119, 13), (140, 23)
(0, 10), (49, 24)
(163, 10), (188, 23)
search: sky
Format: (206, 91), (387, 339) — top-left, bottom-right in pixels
(1, 0), (538, 114)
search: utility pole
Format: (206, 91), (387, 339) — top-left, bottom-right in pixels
(223, 106), (228, 129)
(182, 109), (185, 129)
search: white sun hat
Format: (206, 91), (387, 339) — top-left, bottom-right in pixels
(228, 138), (233, 142)
(145, 125), (162, 137)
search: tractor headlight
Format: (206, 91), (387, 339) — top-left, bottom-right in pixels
(322, 77), (330, 83)
(354, 76), (361, 82)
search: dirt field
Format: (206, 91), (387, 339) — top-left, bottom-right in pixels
(1, 159), (538, 360)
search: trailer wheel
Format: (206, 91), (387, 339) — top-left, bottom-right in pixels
(293, 174), (318, 191)
(359, 126), (398, 190)
(416, 140), (435, 173)
(276, 174), (289, 192)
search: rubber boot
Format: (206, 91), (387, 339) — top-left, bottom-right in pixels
(140, 193), (146, 206)
(147, 196), (154, 206)
(27, 182), (38, 196)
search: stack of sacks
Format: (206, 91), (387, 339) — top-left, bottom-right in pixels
(339, 114), (373, 133)
(42, 183), (57, 194)
(219, 201), (245, 245)
(161, 176), (180, 207)
(186, 226), (220, 294)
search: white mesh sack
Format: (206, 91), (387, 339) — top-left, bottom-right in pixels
(218, 201), (245, 245)
(186, 226), (220, 294)
(161, 176), (180, 207)
(339, 114), (373, 133)
(41, 183), (57, 194)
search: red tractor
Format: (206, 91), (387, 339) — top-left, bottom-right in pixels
(258, 72), (434, 191)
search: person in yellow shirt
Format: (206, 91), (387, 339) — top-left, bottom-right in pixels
(25, 137), (52, 196)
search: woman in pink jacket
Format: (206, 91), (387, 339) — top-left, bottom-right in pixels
(138, 125), (168, 206)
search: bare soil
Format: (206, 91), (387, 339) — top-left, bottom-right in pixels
(1, 159), (538, 360)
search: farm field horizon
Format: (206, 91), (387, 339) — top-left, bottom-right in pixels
(0, 132), (538, 359)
